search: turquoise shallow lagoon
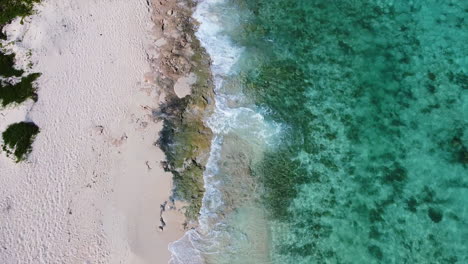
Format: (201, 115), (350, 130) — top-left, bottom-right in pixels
(171, 1), (468, 263)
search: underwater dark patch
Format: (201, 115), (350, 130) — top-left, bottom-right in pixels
(428, 207), (443, 223)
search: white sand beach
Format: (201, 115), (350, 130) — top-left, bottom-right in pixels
(0, 0), (186, 263)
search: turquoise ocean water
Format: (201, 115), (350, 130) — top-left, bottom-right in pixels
(170, 1), (468, 263)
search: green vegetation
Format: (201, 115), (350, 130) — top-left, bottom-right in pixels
(0, 1), (42, 162)
(0, 52), (24, 77)
(1, 0), (40, 42)
(0, 0), (41, 26)
(2, 121), (39, 162)
(0, 72), (40, 106)
(0, 0), (42, 108)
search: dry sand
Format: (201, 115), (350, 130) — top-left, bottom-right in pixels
(0, 0), (186, 263)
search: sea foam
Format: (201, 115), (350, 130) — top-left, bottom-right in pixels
(169, 0), (280, 263)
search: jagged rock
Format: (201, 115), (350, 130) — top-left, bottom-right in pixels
(150, 0), (215, 223)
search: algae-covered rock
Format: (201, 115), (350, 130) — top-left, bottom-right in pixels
(153, 0), (215, 222)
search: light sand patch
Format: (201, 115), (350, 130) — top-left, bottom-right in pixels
(0, 0), (184, 263)
(174, 73), (197, 98)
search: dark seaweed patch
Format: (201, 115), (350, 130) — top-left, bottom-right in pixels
(280, 243), (315, 258)
(427, 72), (436, 81)
(458, 146), (468, 165)
(428, 207), (443, 223)
(420, 186), (437, 203)
(383, 163), (407, 183)
(368, 245), (383, 260)
(406, 197), (418, 212)
(253, 148), (309, 220)
(369, 207), (384, 223)
(454, 73), (468, 90)
(368, 225), (381, 239)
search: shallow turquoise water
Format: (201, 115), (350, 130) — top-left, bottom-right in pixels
(174, 0), (468, 263)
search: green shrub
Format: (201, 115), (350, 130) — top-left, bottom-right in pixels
(0, 0), (41, 107)
(0, 1), (41, 162)
(0, 0), (41, 26)
(0, 72), (40, 107)
(2, 121), (39, 162)
(0, 52), (24, 77)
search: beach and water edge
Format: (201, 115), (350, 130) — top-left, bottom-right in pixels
(1, 0), (467, 264)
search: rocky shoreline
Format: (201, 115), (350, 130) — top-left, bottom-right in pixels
(149, 0), (215, 225)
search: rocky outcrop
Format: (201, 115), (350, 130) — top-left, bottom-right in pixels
(149, 0), (214, 224)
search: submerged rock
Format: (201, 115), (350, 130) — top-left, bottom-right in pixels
(428, 207), (443, 223)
